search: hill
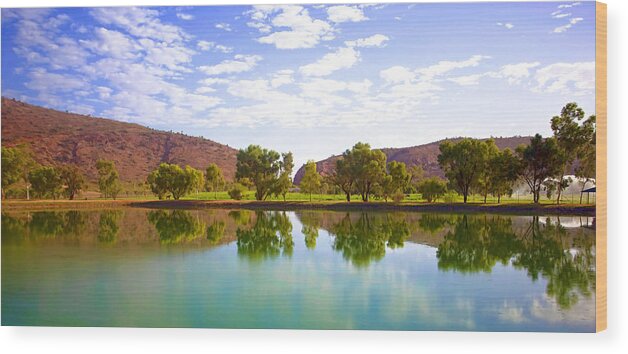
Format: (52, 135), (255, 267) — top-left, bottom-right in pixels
(294, 136), (532, 184)
(1, 97), (238, 182)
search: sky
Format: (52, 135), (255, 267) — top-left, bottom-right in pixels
(1, 2), (596, 171)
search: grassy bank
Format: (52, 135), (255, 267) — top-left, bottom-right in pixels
(130, 199), (595, 216)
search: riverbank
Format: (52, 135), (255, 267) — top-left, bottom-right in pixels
(133, 200), (595, 216)
(2, 199), (595, 216)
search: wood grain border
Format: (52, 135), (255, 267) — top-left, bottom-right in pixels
(596, 1), (607, 333)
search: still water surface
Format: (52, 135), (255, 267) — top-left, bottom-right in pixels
(1, 208), (595, 331)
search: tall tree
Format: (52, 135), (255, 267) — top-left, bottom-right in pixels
(205, 163), (225, 200)
(346, 142), (387, 202)
(476, 139), (500, 203)
(236, 145), (284, 201)
(438, 138), (489, 203)
(575, 127), (596, 203)
(147, 163), (202, 200)
(328, 158), (354, 202)
(516, 134), (563, 203)
(489, 148), (521, 203)
(273, 152), (294, 201)
(550, 103), (596, 204)
(1, 145), (37, 199)
(408, 165), (424, 193)
(300, 160), (321, 202)
(380, 161), (410, 202)
(96, 159), (122, 200)
(59, 164), (85, 200)
(28, 166), (63, 199)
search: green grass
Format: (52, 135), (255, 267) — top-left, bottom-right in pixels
(181, 191), (594, 205)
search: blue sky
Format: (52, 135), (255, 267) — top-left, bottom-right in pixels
(1, 2), (596, 170)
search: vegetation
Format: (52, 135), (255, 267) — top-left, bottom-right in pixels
(516, 135), (563, 204)
(59, 164), (85, 200)
(272, 152), (294, 201)
(236, 145), (286, 201)
(417, 177), (448, 202)
(438, 138), (489, 203)
(29, 166), (63, 200)
(300, 160), (321, 201)
(1, 145), (36, 199)
(96, 160), (122, 200)
(228, 183), (247, 200)
(147, 163), (203, 200)
(205, 163), (225, 200)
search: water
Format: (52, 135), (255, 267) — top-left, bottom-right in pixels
(1, 208), (596, 331)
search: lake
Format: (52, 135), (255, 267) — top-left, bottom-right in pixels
(1, 208), (596, 331)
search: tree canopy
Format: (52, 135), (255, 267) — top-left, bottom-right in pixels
(236, 144), (285, 201)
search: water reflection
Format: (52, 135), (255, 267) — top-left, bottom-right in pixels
(435, 214), (595, 310)
(236, 211), (294, 261)
(148, 210), (205, 245)
(98, 210), (123, 244)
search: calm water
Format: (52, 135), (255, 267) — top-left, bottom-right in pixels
(1, 208), (596, 331)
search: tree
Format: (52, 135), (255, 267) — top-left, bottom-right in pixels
(408, 165), (425, 193)
(380, 161), (410, 202)
(187, 165), (204, 196)
(29, 166), (63, 199)
(236, 145), (284, 201)
(489, 148), (521, 203)
(328, 158), (354, 202)
(516, 134), (563, 203)
(300, 160), (321, 201)
(418, 177), (448, 202)
(550, 103), (596, 204)
(205, 163), (225, 200)
(273, 152), (294, 201)
(1, 145), (37, 199)
(575, 127), (596, 203)
(228, 183), (247, 200)
(147, 163), (202, 200)
(59, 164), (85, 200)
(476, 139), (500, 203)
(438, 138), (489, 203)
(96, 159), (122, 200)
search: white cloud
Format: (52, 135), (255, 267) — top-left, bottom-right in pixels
(447, 74), (484, 86)
(215, 23), (232, 31)
(80, 27), (139, 60)
(557, 2), (581, 9)
(196, 40), (233, 53)
(198, 54), (263, 75)
(299, 47), (360, 76)
(552, 12), (571, 19)
(345, 34), (389, 48)
(327, 5), (368, 23)
(90, 7), (189, 43)
(417, 55), (490, 81)
(496, 22), (514, 29)
(380, 66), (415, 84)
(271, 69), (294, 88)
(176, 13), (193, 21)
(534, 61), (594, 95)
(553, 17), (583, 33)
(492, 62), (541, 84)
(248, 5), (334, 49)
(138, 38), (196, 72)
(25, 68), (88, 92)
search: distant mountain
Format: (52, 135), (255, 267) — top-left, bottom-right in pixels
(1, 97), (238, 182)
(294, 136), (533, 185)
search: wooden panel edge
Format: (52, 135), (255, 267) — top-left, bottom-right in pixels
(595, 1), (607, 333)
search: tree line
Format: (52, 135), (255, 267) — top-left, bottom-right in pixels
(2, 102), (595, 204)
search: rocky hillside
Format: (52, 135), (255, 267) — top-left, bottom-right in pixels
(294, 136), (532, 184)
(1, 97), (237, 182)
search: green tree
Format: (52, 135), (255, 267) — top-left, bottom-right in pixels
(550, 103), (596, 204)
(29, 166), (63, 199)
(228, 182), (247, 200)
(489, 148), (521, 203)
(437, 138), (489, 203)
(516, 134), (563, 203)
(328, 158), (355, 202)
(273, 152), (294, 201)
(335, 142), (387, 202)
(408, 164), (425, 193)
(300, 160), (321, 201)
(205, 163), (225, 200)
(147, 163), (202, 200)
(1, 145), (37, 199)
(236, 145), (284, 201)
(384, 161), (410, 202)
(575, 129), (596, 203)
(96, 159), (122, 200)
(417, 177), (448, 202)
(59, 164), (85, 200)
(476, 139), (500, 203)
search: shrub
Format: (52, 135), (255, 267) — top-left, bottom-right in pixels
(417, 177), (447, 202)
(228, 183), (247, 200)
(392, 191), (405, 203)
(443, 191), (459, 204)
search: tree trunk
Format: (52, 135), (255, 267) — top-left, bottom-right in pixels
(463, 193), (468, 204)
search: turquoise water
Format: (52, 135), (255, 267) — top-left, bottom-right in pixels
(1, 209), (595, 331)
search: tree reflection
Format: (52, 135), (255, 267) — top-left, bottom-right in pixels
(418, 214), (453, 234)
(228, 210), (252, 226)
(148, 210), (205, 244)
(98, 210), (123, 244)
(236, 211), (294, 261)
(327, 212), (410, 268)
(436, 214), (595, 309)
(298, 211), (323, 250)
(206, 220), (226, 245)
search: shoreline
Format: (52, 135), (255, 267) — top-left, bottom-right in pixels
(2, 199), (595, 216)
